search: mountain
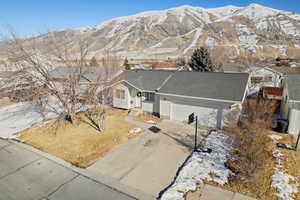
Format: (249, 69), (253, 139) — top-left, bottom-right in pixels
(17, 4), (300, 60)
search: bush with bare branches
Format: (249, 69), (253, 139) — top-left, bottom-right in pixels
(5, 30), (121, 132)
(225, 98), (278, 184)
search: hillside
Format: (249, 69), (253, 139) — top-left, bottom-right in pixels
(6, 4), (300, 60)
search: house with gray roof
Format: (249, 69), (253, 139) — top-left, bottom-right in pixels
(281, 74), (300, 138)
(224, 64), (300, 95)
(49, 66), (121, 84)
(113, 70), (249, 128)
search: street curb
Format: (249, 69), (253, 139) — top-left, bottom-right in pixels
(12, 140), (156, 200)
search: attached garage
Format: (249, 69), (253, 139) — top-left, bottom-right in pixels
(159, 95), (232, 129)
(158, 72), (249, 129)
(170, 102), (219, 128)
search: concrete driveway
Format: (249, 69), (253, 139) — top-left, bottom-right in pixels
(88, 119), (208, 198)
(0, 139), (154, 200)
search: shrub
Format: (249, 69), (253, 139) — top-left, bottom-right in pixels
(225, 121), (271, 179)
(225, 98), (276, 184)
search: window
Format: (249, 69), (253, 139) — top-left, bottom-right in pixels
(251, 76), (263, 84)
(116, 89), (125, 99)
(263, 76), (273, 82)
(143, 92), (155, 102)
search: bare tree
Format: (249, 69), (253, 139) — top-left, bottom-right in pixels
(5, 30), (120, 132)
(209, 45), (231, 72)
(224, 98), (278, 193)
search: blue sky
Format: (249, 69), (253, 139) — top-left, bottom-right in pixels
(0, 0), (299, 38)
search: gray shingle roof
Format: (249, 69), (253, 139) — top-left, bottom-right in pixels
(286, 74), (300, 101)
(267, 66), (300, 75)
(122, 70), (249, 102)
(158, 72), (249, 102)
(49, 66), (114, 83)
(123, 70), (175, 91)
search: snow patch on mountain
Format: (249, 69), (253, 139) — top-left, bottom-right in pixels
(236, 4), (280, 20)
(271, 45), (288, 56)
(279, 21), (300, 36)
(205, 37), (217, 47)
(183, 28), (203, 54)
(236, 24), (258, 53)
(207, 5), (241, 18)
(256, 19), (269, 30)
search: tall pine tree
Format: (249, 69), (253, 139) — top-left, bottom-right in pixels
(188, 47), (214, 72)
(123, 57), (131, 70)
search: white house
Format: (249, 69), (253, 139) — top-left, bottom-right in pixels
(113, 70), (249, 128)
(246, 66), (283, 94)
(281, 74), (300, 140)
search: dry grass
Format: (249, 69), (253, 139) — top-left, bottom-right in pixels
(270, 130), (300, 200)
(187, 98), (300, 200)
(208, 130), (276, 199)
(198, 130), (300, 200)
(133, 113), (162, 124)
(19, 108), (141, 168)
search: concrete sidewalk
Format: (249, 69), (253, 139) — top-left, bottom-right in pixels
(88, 119), (200, 197)
(187, 184), (256, 200)
(0, 139), (155, 200)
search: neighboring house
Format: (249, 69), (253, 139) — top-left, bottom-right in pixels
(224, 64), (300, 95)
(113, 70), (249, 128)
(261, 87), (283, 100)
(281, 74), (300, 139)
(49, 66), (121, 84)
(49, 66), (122, 100)
(246, 66), (283, 94)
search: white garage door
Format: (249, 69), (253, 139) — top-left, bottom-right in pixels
(170, 102), (218, 128)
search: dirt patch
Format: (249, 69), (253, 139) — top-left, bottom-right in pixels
(133, 113), (162, 124)
(19, 108), (141, 168)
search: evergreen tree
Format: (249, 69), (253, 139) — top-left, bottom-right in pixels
(188, 47), (214, 72)
(123, 57), (131, 70)
(89, 56), (99, 67)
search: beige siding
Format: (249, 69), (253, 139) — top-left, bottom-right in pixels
(113, 83), (131, 109)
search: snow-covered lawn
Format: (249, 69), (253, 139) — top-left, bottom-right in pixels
(160, 132), (234, 200)
(0, 96), (90, 140)
(270, 135), (299, 200)
(0, 98), (60, 139)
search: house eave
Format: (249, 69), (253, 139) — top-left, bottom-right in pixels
(156, 92), (242, 104)
(111, 80), (143, 91)
(289, 100), (300, 103)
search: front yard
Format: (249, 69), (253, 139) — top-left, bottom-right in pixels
(200, 130), (300, 200)
(160, 98), (300, 200)
(160, 129), (300, 200)
(19, 109), (142, 168)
